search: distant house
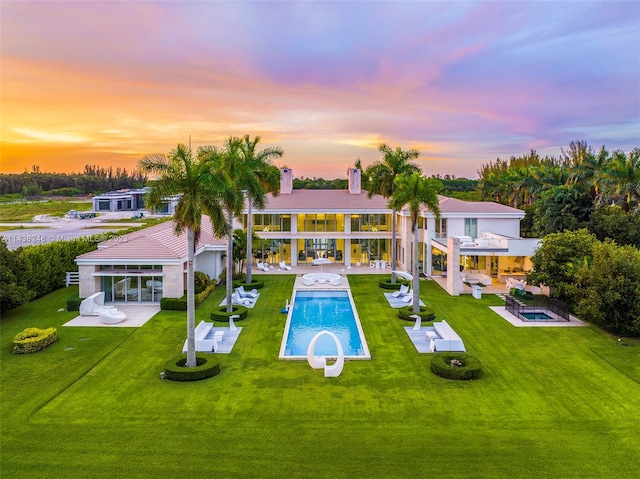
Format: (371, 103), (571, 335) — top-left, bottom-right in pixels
(75, 167), (539, 302)
(92, 187), (179, 214)
(75, 217), (226, 303)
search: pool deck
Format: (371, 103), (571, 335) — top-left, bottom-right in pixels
(490, 306), (587, 327)
(293, 275), (351, 290)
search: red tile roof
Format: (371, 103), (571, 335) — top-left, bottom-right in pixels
(77, 216), (226, 261)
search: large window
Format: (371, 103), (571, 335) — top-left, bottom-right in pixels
(349, 238), (390, 264)
(464, 218), (478, 238)
(252, 214), (291, 232)
(298, 214), (343, 232)
(350, 214), (389, 232)
(435, 218), (447, 238)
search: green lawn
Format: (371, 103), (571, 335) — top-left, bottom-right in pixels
(1, 277), (639, 478)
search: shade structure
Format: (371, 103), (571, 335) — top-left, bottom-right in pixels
(392, 270), (413, 281)
(312, 257), (332, 272)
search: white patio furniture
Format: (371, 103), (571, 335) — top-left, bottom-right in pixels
(392, 284), (410, 298)
(97, 306), (127, 324)
(79, 292), (105, 316)
(236, 286), (258, 298)
(279, 261), (292, 271)
(401, 291), (413, 303)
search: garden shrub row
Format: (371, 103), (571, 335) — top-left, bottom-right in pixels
(163, 354), (221, 381)
(1, 239), (97, 314)
(160, 281), (216, 311)
(430, 353), (482, 380)
(12, 327), (58, 354)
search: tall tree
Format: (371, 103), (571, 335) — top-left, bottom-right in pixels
(389, 173), (442, 313)
(235, 135), (283, 284)
(601, 148), (640, 212)
(362, 144), (421, 283)
(139, 144), (230, 367)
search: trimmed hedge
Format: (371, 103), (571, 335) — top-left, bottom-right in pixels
(160, 282), (216, 311)
(398, 305), (435, 321)
(66, 295), (82, 312)
(233, 279), (265, 290)
(211, 305), (248, 322)
(12, 327), (58, 354)
(163, 354), (221, 381)
(379, 278), (411, 290)
(430, 353), (483, 380)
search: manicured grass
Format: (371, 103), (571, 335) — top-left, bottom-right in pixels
(1, 278), (639, 478)
(0, 199), (91, 222)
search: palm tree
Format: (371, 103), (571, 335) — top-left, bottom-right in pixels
(389, 173), (441, 313)
(235, 135), (283, 284)
(199, 135), (282, 311)
(197, 141), (243, 312)
(139, 144), (230, 367)
(363, 144), (421, 283)
(601, 148), (640, 211)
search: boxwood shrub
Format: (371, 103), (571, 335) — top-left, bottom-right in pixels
(12, 327), (58, 354)
(160, 297), (187, 311)
(233, 279), (265, 290)
(67, 295), (82, 312)
(398, 305), (435, 321)
(378, 278), (411, 290)
(160, 282), (216, 311)
(430, 353), (482, 380)
(211, 305), (248, 322)
(163, 354), (220, 381)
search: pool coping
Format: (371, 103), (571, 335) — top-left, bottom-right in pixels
(279, 281), (372, 360)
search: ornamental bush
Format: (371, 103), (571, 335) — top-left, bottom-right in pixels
(211, 305), (248, 322)
(378, 279), (410, 290)
(163, 354), (220, 381)
(430, 353), (482, 380)
(233, 279), (265, 290)
(12, 327), (58, 354)
(66, 294), (82, 312)
(398, 305), (435, 321)
(160, 282), (216, 311)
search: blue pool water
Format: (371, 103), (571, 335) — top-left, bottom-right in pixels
(522, 311), (554, 321)
(279, 290), (370, 359)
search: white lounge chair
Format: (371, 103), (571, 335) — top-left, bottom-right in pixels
(279, 261), (292, 271)
(401, 291), (413, 303)
(232, 292), (255, 307)
(391, 284), (409, 298)
(98, 306), (127, 324)
(257, 261), (270, 272)
(236, 286), (258, 298)
(79, 292), (105, 316)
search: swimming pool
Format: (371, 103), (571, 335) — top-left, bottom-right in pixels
(521, 311), (554, 321)
(279, 290), (371, 360)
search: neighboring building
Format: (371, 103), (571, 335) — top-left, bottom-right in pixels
(92, 187), (180, 214)
(75, 167), (539, 302)
(75, 217), (226, 303)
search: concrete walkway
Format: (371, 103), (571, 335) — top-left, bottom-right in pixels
(64, 304), (160, 328)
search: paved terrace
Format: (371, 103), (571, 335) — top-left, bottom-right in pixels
(251, 263), (511, 296)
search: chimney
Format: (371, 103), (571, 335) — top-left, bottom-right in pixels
(348, 168), (361, 195)
(280, 168), (293, 194)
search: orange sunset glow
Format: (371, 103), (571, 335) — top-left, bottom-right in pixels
(1, 2), (638, 178)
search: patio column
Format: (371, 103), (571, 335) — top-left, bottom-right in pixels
(446, 237), (462, 296)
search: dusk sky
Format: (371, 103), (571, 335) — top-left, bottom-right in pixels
(1, 1), (639, 179)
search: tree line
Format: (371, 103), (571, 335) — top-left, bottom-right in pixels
(0, 164), (148, 197)
(477, 141), (640, 242)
